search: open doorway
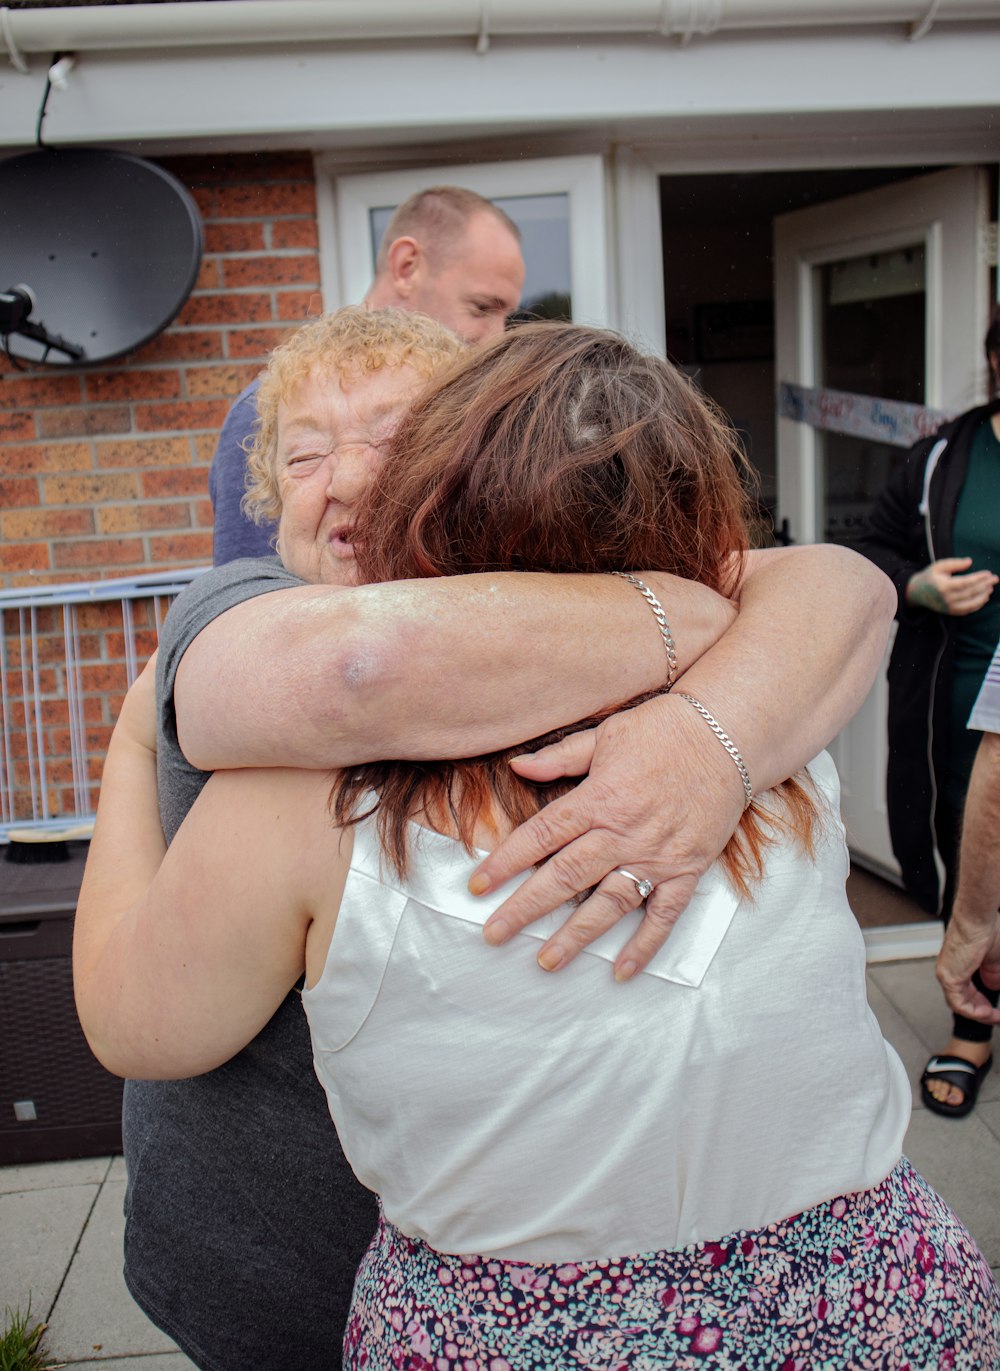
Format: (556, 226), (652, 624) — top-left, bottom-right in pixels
(660, 166), (936, 540)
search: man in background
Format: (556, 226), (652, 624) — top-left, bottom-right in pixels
(209, 186), (525, 564)
(931, 638), (1000, 1112)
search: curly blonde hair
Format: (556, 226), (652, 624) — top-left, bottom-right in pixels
(242, 306), (465, 524)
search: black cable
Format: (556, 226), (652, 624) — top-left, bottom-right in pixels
(35, 52), (64, 148)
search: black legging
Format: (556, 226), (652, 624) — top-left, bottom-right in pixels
(937, 800), (999, 1047)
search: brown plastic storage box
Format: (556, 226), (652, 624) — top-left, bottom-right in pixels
(0, 843), (123, 1166)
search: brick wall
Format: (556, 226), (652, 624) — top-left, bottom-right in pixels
(0, 149), (320, 590)
(0, 150), (321, 825)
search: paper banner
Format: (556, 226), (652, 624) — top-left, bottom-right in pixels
(778, 382), (952, 450)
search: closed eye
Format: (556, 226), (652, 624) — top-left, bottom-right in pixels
(470, 296), (509, 317)
(283, 452), (326, 471)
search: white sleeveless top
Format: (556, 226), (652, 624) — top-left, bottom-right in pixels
(302, 752), (910, 1262)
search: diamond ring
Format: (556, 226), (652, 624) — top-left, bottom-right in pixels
(615, 868), (654, 902)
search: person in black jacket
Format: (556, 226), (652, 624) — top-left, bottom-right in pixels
(857, 303), (1000, 1118)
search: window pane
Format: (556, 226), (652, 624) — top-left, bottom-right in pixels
(493, 194), (571, 320)
(369, 192), (572, 320)
(816, 244), (926, 544)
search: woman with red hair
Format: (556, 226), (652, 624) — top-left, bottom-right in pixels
(76, 322), (999, 1368)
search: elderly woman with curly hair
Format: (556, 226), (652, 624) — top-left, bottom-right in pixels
(76, 321), (999, 1369)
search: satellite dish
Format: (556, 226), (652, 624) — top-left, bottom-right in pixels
(0, 148), (203, 367)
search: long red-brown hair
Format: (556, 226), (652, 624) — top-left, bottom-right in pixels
(334, 321), (816, 894)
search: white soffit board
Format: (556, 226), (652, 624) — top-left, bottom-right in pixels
(3, 2), (1000, 51)
(0, 29), (999, 152)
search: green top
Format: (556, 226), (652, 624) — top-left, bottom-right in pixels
(944, 413), (1000, 810)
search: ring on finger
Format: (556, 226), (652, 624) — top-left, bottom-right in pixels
(614, 868), (654, 902)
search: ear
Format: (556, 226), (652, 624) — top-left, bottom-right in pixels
(384, 235), (423, 300)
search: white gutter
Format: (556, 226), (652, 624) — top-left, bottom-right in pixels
(0, 0), (997, 61)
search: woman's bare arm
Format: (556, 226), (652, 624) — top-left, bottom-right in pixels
(73, 660), (336, 1079)
(175, 571), (736, 770)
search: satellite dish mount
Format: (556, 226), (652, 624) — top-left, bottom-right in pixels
(0, 283), (85, 363)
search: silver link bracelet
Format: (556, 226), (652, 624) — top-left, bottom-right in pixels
(612, 571), (678, 692)
(676, 692), (754, 809)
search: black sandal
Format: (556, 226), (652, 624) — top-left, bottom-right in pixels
(919, 1053), (993, 1119)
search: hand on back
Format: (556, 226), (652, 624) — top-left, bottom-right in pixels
(471, 692), (747, 980)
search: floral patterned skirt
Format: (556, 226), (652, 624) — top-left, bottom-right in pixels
(344, 1158), (999, 1370)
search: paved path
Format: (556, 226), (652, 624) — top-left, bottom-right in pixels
(2, 958), (999, 1367)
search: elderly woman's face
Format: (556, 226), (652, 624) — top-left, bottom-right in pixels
(275, 361), (427, 586)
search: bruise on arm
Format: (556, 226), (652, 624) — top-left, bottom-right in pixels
(175, 572), (736, 772)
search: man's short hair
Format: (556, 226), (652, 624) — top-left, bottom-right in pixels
(243, 306), (464, 524)
(374, 186), (521, 275)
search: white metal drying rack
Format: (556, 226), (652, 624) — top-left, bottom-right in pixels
(0, 567), (208, 841)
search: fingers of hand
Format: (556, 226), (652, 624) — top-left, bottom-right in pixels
(472, 790), (597, 898)
(477, 697), (734, 954)
(612, 876), (701, 981)
(940, 573), (998, 615)
(939, 984), (1000, 1023)
(480, 829), (609, 943)
(944, 596), (987, 617)
(533, 869), (652, 973)
(509, 729), (598, 782)
(937, 937), (1000, 1022)
(935, 938), (996, 1020)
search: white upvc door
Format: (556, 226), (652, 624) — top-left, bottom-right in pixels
(774, 166), (991, 876)
(316, 155), (613, 328)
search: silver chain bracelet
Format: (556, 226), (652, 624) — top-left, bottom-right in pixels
(612, 572), (678, 692)
(676, 692), (754, 809)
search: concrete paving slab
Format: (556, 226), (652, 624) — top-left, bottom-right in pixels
(0, 1156), (111, 1194)
(868, 958), (951, 1048)
(903, 1106), (1000, 1268)
(0, 1182), (97, 1320)
(108, 1154), (128, 1182)
(978, 1098), (1000, 1148)
(868, 957), (1000, 1106)
(45, 1179), (179, 1365)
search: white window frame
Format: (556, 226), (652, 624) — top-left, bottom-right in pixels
(314, 154), (612, 327)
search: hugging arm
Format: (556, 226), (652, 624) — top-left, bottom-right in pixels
(175, 569), (735, 770)
(473, 542), (897, 976)
(169, 543), (893, 974)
